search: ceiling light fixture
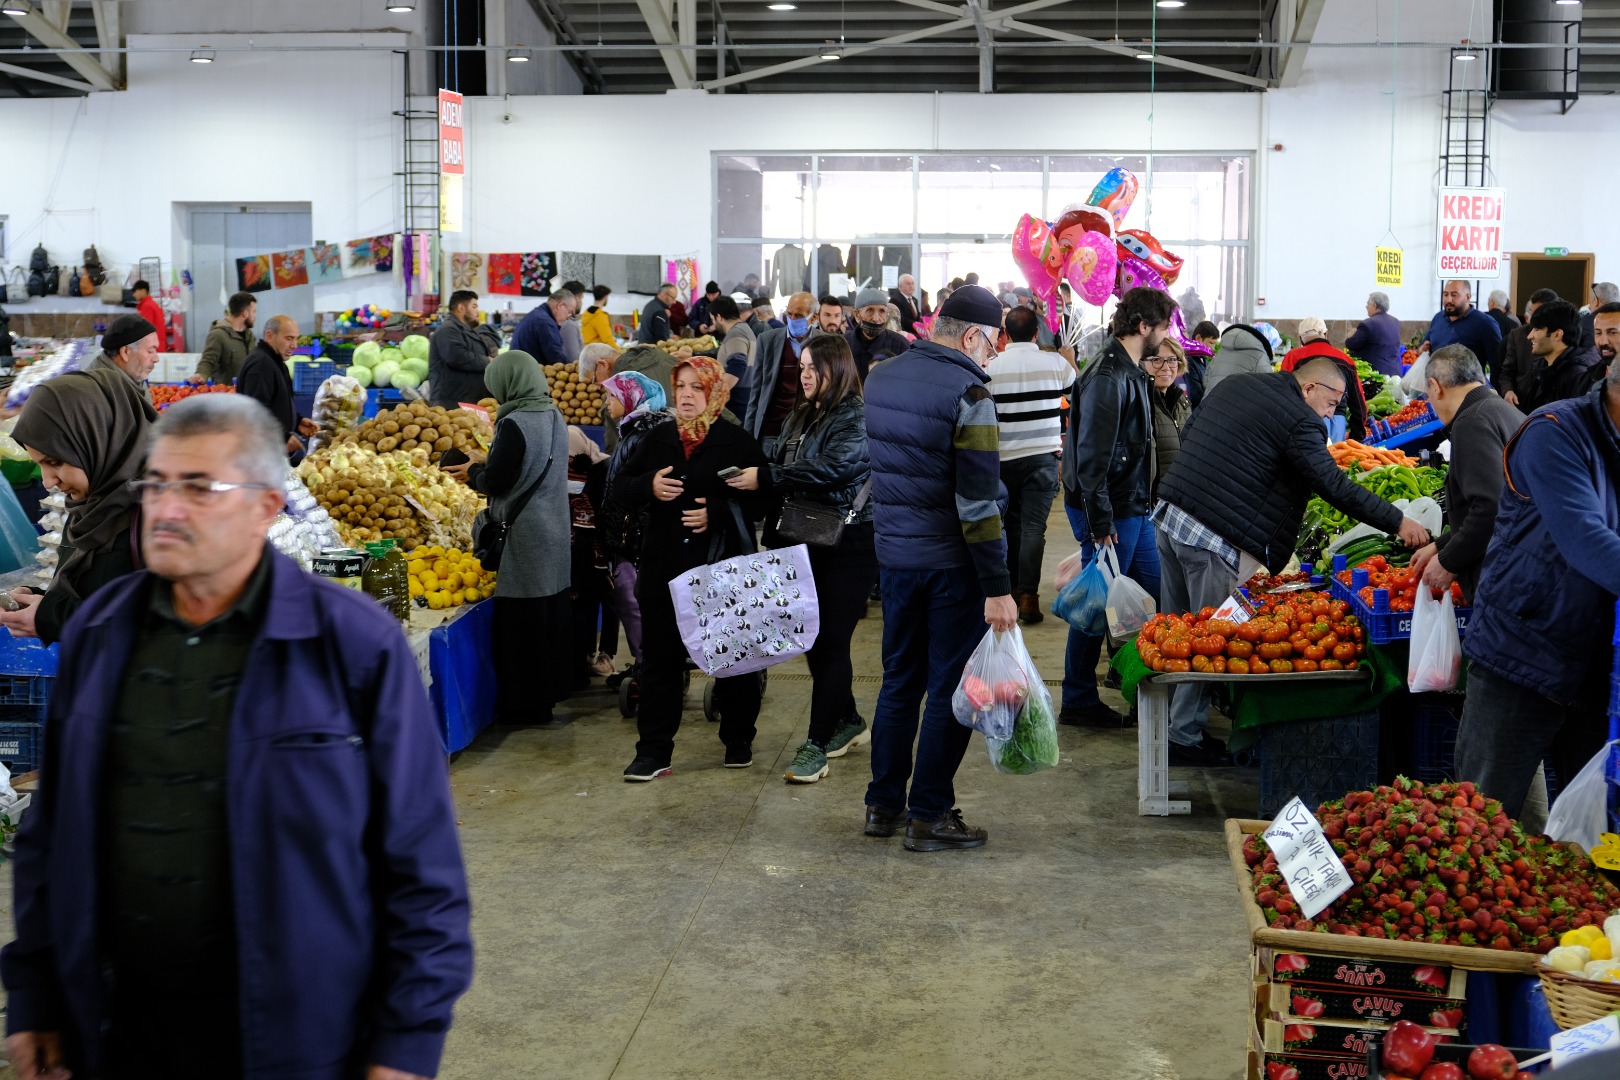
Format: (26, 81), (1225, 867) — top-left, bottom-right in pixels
(819, 45), (842, 60)
(1135, 50), (1155, 61)
(507, 46), (532, 62)
(1554, 1), (1581, 6)
(1455, 39), (1477, 62)
(767, 2), (797, 9)
(1, 1), (32, 15)
(1156, 1), (1186, 8)
(386, 0), (417, 11)
(190, 47), (215, 63)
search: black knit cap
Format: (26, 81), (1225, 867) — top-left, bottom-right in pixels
(102, 314), (158, 354)
(937, 284), (1003, 328)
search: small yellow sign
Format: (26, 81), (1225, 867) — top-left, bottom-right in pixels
(1375, 246), (1403, 287)
(439, 172), (464, 234)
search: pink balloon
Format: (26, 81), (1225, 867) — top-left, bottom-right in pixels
(1064, 232), (1117, 307)
(1012, 213), (1063, 334)
(1170, 307), (1212, 359)
(1116, 254), (1167, 295)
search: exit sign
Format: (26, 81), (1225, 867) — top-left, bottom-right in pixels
(1544, 246), (1569, 257)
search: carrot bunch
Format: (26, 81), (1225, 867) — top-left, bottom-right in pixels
(1329, 440), (1417, 469)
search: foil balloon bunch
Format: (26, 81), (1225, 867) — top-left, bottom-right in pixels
(1012, 168), (1212, 359)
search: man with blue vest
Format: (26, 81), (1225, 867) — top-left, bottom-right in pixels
(1454, 369), (1620, 818)
(862, 284), (1018, 853)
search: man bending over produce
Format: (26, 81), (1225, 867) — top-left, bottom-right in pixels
(1408, 346), (1523, 601)
(1151, 356), (1430, 765)
(1454, 364), (1620, 819)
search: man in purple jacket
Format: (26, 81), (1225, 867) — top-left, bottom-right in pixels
(2, 395), (472, 1080)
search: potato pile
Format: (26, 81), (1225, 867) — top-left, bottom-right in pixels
(296, 444), (485, 552)
(338, 401), (486, 466)
(656, 334), (717, 354)
(542, 363), (606, 425)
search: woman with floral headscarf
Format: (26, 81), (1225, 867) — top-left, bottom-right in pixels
(611, 356), (765, 781)
(593, 371), (669, 681)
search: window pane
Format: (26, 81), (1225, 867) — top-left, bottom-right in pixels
(919, 242), (1024, 303)
(1143, 156), (1251, 243)
(808, 241), (916, 299)
(917, 155), (1043, 237)
(717, 155), (812, 239)
(814, 156), (914, 240)
(1047, 155), (1148, 218)
(1170, 244), (1250, 326)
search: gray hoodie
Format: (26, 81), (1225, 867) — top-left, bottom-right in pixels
(1203, 324), (1274, 401)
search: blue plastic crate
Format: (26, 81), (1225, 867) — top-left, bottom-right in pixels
(1328, 565), (1471, 645)
(0, 634), (59, 677)
(0, 721), (42, 772)
(291, 359), (340, 394)
(1410, 694), (1463, 784)
(1258, 710), (1380, 818)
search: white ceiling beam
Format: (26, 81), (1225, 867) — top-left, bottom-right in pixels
(90, 0), (121, 82)
(963, 0), (993, 93)
(634, 0), (695, 89)
(1001, 17), (1269, 89)
(4, 4), (120, 90)
(1277, 0), (1329, 88)
(0, 57), (95, 93)
(39, 0), (71, 33)
(702, 16), (976, 91)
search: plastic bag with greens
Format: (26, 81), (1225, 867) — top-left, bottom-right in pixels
(984, 656), (1061, 776)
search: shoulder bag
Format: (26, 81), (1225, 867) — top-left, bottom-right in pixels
(776, 476), (871, 548)
(471, 420), (556, 570)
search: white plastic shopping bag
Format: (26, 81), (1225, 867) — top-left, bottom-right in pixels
(1105, 549), (1156, 640)
(1407, 587), (1461, 692)
(1545, 740), (1620, 853)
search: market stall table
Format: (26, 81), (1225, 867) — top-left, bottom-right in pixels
(406, 597), (496, 755)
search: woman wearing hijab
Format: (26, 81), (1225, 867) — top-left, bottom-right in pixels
(611, 357), (765, 781)
(593, 371), (669, 681)
(726, 334), (875, 784)
(3, 365), (159, 644)
(462, 350), (572, 727)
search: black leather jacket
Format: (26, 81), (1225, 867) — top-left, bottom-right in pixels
(763, 394), (873, 525)
(1062, 336), (1154, 537)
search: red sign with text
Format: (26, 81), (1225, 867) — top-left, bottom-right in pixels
(438, 89), (465, 175)
(1435, 186), (1504, 279)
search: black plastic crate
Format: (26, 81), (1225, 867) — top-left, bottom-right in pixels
(0, 720), (42, 772)
(1411, 693), (1464, 784)
(1258, 710), (1380, 818)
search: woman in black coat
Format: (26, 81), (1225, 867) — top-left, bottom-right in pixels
(726, 334), (875, 784)
(612, 356), (766, 781)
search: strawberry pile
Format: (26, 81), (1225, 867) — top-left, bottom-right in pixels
(1243, 778), (1620, 952)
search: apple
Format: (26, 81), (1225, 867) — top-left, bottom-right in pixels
(1465, 1045), (1517, 1080)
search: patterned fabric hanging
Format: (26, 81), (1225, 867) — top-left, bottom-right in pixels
(519, 252), (557, 297)
(309, 244), (343, 285)
(559, 251), (595, 289)
(271, 249), (309, 288)
(487, 254), (521, 295)
(666, 258), (699, 304)
(450, 253), (484, 291)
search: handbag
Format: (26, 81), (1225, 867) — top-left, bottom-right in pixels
(669, 542), (821, 677)
(471, 447), (555, 572)
(775, 477), (871, 548)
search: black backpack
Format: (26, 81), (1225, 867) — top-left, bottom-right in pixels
(65, 266), (82, 297)
(26, 268), (47, 297)
(83, 245), (106, 286)
(28, 244), (48, 274)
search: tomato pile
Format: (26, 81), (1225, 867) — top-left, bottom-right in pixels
(1135, 592), (1366, 676)
(1242, 778), (1620, 951)
(1384, 400), (1434, 427)
(150, 383), (234, 409)
(1335, 555), (1466, 613)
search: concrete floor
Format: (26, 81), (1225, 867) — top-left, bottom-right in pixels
(439, 514), (1266, 1080)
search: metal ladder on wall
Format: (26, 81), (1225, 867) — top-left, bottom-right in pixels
(1440, 47), (1491, 189)
(394, 49), (439, 305)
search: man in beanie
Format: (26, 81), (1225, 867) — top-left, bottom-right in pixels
(863, 283), (1016, 853)
(845, 286), (911, 381)
(90, 315), (161, 386)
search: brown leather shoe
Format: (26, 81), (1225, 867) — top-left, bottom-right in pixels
(1017, 592), (1044, 625)
(863, 804), (906, 838)
(903, 808), (988, 852)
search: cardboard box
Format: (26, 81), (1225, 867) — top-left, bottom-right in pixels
(1263, 979), (1466, 1028)
(1256, 946), (1467, 998)
(1254, 1051), (1373, 1080)
(1255, 1017), (1457, 1057)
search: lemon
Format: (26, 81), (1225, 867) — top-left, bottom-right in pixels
(447, 547), (463, 560)
(426, 592), (445, 610)
(448, 590), (463, 607)
(462, 588), (480, 604)
(419, 570), (438, 591)
(408, 579), (424, 598)
(1563, 926), (1606, 949)
(432, 559), (450, 578)
(408, 559), (426, 576)
(1592, 938), (1614, 961)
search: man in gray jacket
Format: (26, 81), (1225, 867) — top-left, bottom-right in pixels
(428, 289), (501, 409)
(1202, 323), (1274, 399)
(191, 293), (257, 384)
(742, 290), (817, 450)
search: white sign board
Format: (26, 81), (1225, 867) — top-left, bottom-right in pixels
(1262, 797), (1353, 919)
(1551, 1013), (1620, 1068)
(882, 265), (899, 289)
(1436, 186), (1505, 280)
(828, 272), (850, 295)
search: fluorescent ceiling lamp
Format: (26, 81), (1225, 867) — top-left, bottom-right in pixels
(819, 40), (841, 60)
(1135, 51), (1155, 60)
(1156, 1), (1186, 7)
(1455, 39), (1478, 61)
(1, 1), (32, 15)
(1554, 1), (1580, 6)
(507, 47), (532, 62)
(386, 0), (417, 11)
(190, 47), (215, 63)
(767, 3), (797, 9)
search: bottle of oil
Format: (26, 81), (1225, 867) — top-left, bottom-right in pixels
(362, 539), (409, 621)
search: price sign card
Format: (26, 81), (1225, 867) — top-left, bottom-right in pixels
(1263, 797), (1353, 919)
(1551, 1013), (1620, 1068)
(1211, 592), (1255, 625)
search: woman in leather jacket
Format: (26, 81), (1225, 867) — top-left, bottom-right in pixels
(727, 335), (875, 784)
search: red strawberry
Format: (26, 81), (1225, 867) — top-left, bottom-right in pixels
(1291, 993), (1325, 1018)
(1429, 1007), (1464, 1029)
(1266, 1064), (1299, 1080)
(1412, 966), (1449, 990)
(1282, 1024), (1315, 1044)
(1275, 953), (1309, 972)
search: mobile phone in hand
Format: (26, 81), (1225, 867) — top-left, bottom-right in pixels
(716, 467), (742, 480)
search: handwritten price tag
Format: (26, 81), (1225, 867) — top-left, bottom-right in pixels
(1551, 1013), (1620, 1068)
(1263, 797), (1353, 920)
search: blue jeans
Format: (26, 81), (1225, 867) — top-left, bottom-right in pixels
(865, 567), (985, 822)
(1061, 506), (1160, 712)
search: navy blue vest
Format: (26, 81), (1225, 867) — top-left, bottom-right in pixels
(865, 340), (989, 569)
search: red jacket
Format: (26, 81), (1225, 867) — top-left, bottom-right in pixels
(1281, 339), (1368, 440)
(135, 295), (168, 351)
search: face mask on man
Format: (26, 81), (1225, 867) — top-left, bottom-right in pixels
(786, 315), (811, 339)
(857, 319), (887, 339)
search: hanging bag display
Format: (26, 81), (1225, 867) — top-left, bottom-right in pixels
(775, 477), (871, 548)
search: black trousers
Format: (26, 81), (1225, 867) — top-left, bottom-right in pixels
(804, 526), (878, 747)
(635, 563), (759, 763)
(493, 592), (571, 723)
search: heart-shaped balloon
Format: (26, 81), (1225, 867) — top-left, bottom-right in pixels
(1063, 232), (1118, 307)
(1012, 214), (1063, 333)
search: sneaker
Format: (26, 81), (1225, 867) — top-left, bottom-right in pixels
(605, 666), (633, 690)
(590, 652), (616, 677)
(724, 744), (753, 769)
(824, 716), (870, 758)
(783, 741), (829, 784)
(903, 808), (988, 852)
(1059, 703), (1135, 729)
(863, 804), (906, 837)
(623, 757), (672, 782)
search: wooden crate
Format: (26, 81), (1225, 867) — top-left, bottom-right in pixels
(1224, 818), (1539, 975)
